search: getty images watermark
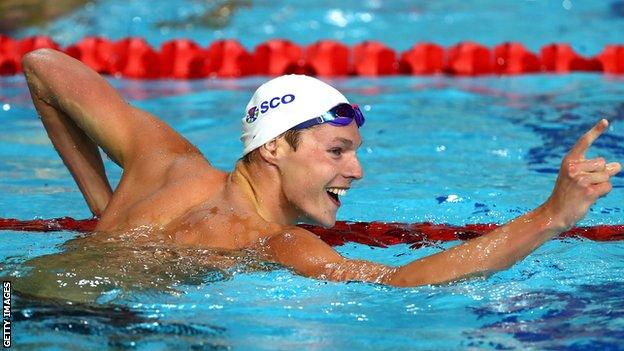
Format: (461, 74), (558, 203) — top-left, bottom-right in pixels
(2, 281), (10, 348)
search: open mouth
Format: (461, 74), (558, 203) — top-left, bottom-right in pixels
(326, 187), (347, 207)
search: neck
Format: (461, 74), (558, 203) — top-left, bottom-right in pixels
(229, 160), (298, 226)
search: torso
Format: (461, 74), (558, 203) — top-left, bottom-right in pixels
(94, 153), (283, 249)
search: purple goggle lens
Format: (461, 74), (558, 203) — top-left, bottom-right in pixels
(292, 103), (365, 130)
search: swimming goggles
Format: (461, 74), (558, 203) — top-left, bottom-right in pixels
(292, 103), (365, 130)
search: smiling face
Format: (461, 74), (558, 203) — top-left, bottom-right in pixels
(275, 121), (363, 227)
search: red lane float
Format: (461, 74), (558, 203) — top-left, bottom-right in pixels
(0, 35), (18, 75)
(65, 36), (115, 74)
(1, 35), (624, 78)
(446, 41), (492, 75)
(540, 43), (602, 73)
(1, 217), (623, 248)
(305, 40), (350, 76)
(0, 217), (98, 232)
(17, 35), (60, 55)
(1, 34), (60, 73)
(352, 41), (398, 76)
(493, 42), (540, 74)
(253, 39), (308, 76)
(399, 43), (444, 74)
(159, 39), (206, 79)
(598, 45), (624, 74)
(206, 39), (255, 77)
(115, 38), (161, 78)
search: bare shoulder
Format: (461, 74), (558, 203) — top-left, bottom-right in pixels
(97, 153), (227, 230)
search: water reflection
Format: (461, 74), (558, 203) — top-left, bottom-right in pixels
(12, 290), (230, 349)
(465, 282), (624, 349)
(4, 228), (278, 303)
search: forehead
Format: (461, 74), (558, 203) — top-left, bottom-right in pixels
(303, 122), (363, 147)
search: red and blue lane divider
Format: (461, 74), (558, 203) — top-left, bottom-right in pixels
(1, 35), (624, 79)
(0, 217), (622, 248)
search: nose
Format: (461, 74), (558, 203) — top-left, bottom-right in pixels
(345, 153), (363, 180)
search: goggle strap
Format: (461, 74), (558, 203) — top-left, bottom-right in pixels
(291, 103), (365, 130)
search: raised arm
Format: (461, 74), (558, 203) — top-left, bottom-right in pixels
(391, 119), (621, 285)
(261, 120), (621, 287)
(22, 49), (199, 215)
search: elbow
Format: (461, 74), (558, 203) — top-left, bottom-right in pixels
(384, 270), (426, 287)
(21, 49), (62, 101)
(460, 261), (513, 279)
(489, 258), (515, 272)
(21, 48), (59, 77)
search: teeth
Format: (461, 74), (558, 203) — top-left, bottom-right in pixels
(326, 188), (347, 196)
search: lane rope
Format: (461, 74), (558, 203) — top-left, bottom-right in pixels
(1, 217), (622, 248)
(1, 35), (623, 78)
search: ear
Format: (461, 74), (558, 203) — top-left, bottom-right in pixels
(258, 138), (281, 166)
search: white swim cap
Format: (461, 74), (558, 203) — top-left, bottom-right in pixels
(241, 74), (349, 155)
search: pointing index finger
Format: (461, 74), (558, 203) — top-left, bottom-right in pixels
(568, 119), (609, 160)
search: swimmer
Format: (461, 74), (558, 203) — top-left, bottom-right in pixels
(21, 48), (621, 286)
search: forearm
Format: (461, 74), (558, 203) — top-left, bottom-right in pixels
(25, 66), (113, 217)
(22, 49), (132, 166)
(386, 204), (565, 287)
(384, 120), (621, 288)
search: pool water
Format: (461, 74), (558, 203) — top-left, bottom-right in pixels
(3, 1), (624, 350)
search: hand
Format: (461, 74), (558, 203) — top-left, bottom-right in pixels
(545, 119), (621, 230)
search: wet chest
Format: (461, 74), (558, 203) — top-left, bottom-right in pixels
(167, 205), (266, 250)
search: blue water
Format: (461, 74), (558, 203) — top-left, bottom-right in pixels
(2, 1), (624, 350)
(14, 0), (624, 56)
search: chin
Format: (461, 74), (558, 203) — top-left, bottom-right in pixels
(300, 213), (336, 228)
(318, 218), (336, 229)
(313, 214), (337, 228)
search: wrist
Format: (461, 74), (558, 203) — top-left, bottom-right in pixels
(536, 201), (570, 232)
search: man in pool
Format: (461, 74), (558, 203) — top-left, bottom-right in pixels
(21, 48), (621, 286)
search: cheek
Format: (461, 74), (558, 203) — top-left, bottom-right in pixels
(282, 156), (331, 198)
(281, 159), (313, 195)
(288, 166), (318, 193)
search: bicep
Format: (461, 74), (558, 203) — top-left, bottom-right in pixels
(260, 230), (396, 284)
(22, 49), (197, 167)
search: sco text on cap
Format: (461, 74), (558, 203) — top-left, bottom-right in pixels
(259, 94), (295, 114)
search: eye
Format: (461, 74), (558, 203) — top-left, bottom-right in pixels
(329, 147), (343, 157)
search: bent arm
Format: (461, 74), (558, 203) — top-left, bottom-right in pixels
(260, 213), (561, 287)
(28, 90), (113, 216)
(393, 119), (621, 285)
(22, 49), (201, 215)
(388, 205), (560, 286)
(394, 120), (621, 285)
(391, 209), (558, 285)
(22, 49), (136, 166)
(261, 121), (620, 287)
(23, 49), (201, 168)
(22, 49), (124, 215)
